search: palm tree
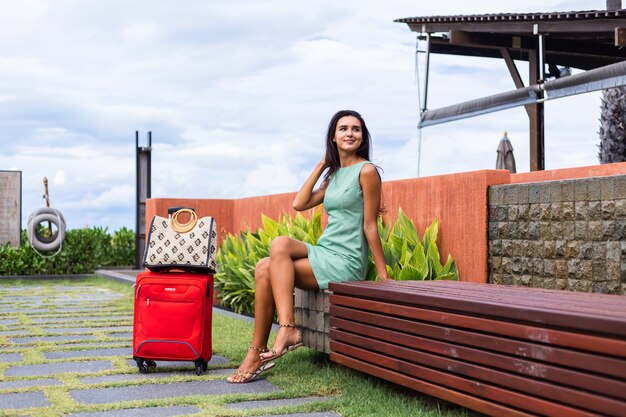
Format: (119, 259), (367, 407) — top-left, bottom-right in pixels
(598, 86), (626, 163)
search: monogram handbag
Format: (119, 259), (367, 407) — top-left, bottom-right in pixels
(143, 208), (218, 273)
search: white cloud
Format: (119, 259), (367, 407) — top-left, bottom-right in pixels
(243, 163), (301, 196)
(73, 184), (135, 209)
(0, 0), (613, 231)
(53, 170), (66, 186)
(123, 23), (159, 43)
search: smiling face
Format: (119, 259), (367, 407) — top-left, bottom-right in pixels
(333, 116), (363, 154)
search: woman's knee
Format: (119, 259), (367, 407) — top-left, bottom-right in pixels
(270, 236), (291, 257)
(255, 257), (270, 283)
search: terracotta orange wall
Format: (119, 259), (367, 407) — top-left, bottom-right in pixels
(380, 170), (510, 283)
(233, 192), (303, 232)
(510, 162), (626, 184)
(145, 162), (626, 284)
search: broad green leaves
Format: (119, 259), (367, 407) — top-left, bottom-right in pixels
(215, 209), (323, 314)
(367, 209), (459, 282)
(216, 208), (459, 314)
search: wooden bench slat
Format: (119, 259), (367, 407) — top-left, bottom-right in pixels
(331, 305), (626, 379)
(342, 280), (626, 304)
(331, 352), (539, 417)
(330, 294), (626, 358)
(331, 329), (626, 416)
(330, 317), (626, 401)
(331, 342), (600, 417)
(329, 281), (626, 337)
(331, 281), (626, 315)
(331, 281), (626, 313)
(389, 284), (626, 316)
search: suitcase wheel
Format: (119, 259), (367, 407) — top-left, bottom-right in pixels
(135, 358), (156, 374)
(194, 359), (208, 375)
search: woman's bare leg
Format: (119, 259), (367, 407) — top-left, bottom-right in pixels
(250, 257), (275, 348)
(260, 236), (318, 361)
(228, 257), (275, 382)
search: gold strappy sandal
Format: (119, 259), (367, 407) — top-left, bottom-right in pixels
(260, 323), (304, 363)
(227, 346), (276, 384)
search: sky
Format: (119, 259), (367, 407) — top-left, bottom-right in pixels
(0, 0), (611, 232)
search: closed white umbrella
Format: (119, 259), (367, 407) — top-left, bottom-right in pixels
(496, 131), (517, 173)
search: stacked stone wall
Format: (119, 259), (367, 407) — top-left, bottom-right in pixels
(294, 289), (330, 354)
(488, 175), (626, 294)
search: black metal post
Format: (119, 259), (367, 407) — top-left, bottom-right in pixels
(135, 131), (152, 269)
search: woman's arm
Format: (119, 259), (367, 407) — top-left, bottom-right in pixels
(360, 164), (390, 280)
(292, 160), (328, 212)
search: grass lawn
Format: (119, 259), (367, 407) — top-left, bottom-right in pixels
(0, 277), (482, 417)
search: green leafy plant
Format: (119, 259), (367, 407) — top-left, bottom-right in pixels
(215, 210), (323, 314)
(365, 208), (459, 281)
(0, 227), (136, 276)
(216, 208), (458, 314)
(105, 227), (136, 266)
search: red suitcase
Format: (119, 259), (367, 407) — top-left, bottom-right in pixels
(133, 270), (213, 375)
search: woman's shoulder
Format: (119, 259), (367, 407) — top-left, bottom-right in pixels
(359, 160), (378, 172)
(359, 160), (375, 169)
(359, 161), (381, 181)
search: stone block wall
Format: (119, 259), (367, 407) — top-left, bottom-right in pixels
(488, 175), (626, 295)
(294, 289), (330, 354)
(0, 171), (21, 247)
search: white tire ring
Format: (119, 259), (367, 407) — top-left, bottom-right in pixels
(28, 210), (66, 251)
(27, 207), (66, 243)
(27, 207), (66, 252)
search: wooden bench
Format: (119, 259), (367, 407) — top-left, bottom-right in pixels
(328, 280), (626, 417)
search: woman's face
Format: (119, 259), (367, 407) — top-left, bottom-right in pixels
(333, 116), (362, 153)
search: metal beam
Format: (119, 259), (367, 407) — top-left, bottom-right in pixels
(501, 48), (525, 89)
(528, 50), (545, 171)
(500, 48), (531, 117)
(417, 61), (626, 128)
(431, 34), (625, 70)
(617, 27), (626, 46)
(408, 19), (625, 35)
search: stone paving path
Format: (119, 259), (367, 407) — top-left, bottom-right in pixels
(0, 278), (339, 417)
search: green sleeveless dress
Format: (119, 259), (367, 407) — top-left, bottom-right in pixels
(305, 161), (370, 290)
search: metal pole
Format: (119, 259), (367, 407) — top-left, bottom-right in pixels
(534, 24), (545, 83)
(135, 131), (140, 269)
(417, 32), (431, 177)
(147, 131), (152, 199)
(135, 131), (152, 269)
(422, 32), (431, 113)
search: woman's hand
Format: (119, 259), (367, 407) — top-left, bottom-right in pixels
(292, 158), (329, 211)
(377, 267), (391, 282)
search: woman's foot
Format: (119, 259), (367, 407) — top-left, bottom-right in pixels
(227, 346), (274, 383)
(260, 323), (303, 363)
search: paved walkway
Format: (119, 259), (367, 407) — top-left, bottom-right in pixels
(0, 270), (340, 417)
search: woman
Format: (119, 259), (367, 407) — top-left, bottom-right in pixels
(227, 109), (389, 383)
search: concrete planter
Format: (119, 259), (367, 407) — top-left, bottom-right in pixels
(294, 288), (330, 354)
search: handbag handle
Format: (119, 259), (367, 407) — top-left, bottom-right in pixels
(170, 208), (198, 233)
(168, 206), (195, 217)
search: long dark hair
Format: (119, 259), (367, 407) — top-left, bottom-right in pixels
(323, 110), (372, 183)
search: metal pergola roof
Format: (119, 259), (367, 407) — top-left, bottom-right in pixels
(396, 4), (626, 171)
